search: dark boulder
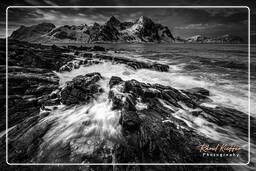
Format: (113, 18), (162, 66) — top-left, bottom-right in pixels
(109, 76), (123, 88)
(186, 87), (210, 96)
(108, 90), (123, 110)
(83, 52), (93, 58)
(89, 46), (105, 51)
(108, 76), (247, 165)
(74, 51), (79, 55)
(151, 63), (169, 72)
(60, 72), (102, 105)
(120, 110), (141, 134)
(182, 87), (212, 104)
(59, 59), (102, 72)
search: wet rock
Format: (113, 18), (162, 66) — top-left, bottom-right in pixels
(25, 84), (59, 96)
(142, 88), (161, 98)
(186, 87), (210, 96)
(59, 58), (102, 72)
(66, 45), (106, 52)
(83, 52), (93, 58)
(151, 63), (169, 72)
(89, 46), (105, 51)
(182, 88), (212, 104)
(107, 76), (245, 165)
(93, 54), (169, 72)
(8, 115), (53, 163)
(200, 105), (255, 140)
(7, 39), (73, 71)
(1, 65), (60, 129)
(60, 72), (102, 105)
(74, 51), (79, 55)
(161, 90), (181, 108)
(108, 90), (123, 110)
(120, 110), (141, 134)
(109, 77), (199, 112)
(109, 76), (123, 88)
(59, 60), (83, 72)
(40, 97), (61, 106)
(123, 94), (137, 111)
(191, 110), (202, 117)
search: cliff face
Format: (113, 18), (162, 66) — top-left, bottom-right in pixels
(9, 16), (175, 43)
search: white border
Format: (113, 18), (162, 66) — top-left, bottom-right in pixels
(5, 6), (251, 166)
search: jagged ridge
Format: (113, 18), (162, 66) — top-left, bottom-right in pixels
(10, 16), (175, 43)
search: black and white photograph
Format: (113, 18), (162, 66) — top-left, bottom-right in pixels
(0, 0), (255, 171)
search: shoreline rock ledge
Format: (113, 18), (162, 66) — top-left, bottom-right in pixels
(3, 72), (252, 170)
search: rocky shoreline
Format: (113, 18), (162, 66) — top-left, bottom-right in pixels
(0, 39), (255, 171)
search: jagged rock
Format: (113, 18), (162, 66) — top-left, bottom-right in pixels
(59, 60), (80, 72)
(108, 76), (250, 165)
(74, 51), (79, 55)
(1, 40), (70, 133)
(83, 52), (93, 58)
(59, 58), (102, 72)
(186, 87), (210, 96)
(60, 72), (102, 105)
(8, 114), (54, 163)
(92, 54), (169, 72)
(25, 84), (59, 96)
(59, 64), (72, 72)
(120, 110), (141, 134)
(0, 65), (60, 130)
(182, 87), (212, 104)
(151, 63), (170, 72)
(7, 39), (73, 71)
(89, 46), (105, 51)
(109, 76), (123, 88)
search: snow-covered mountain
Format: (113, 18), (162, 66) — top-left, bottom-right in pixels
(185, 35), (207, 42)
(181, 34), (243, 43)
(10, 16), (175, 43)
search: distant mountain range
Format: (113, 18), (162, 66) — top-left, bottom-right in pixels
(10, 16), (175, 43)
(175, 34), (244, 44)
(10, 15), (244, 44)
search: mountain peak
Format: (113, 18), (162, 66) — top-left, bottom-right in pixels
(38, 22), (55, 27)
(109, 16), (119, 22)
(106, 16), (121, 26)
(10, 22), (55, 41)
(137, 16), (153, 25)
(93, 22), (100, 27)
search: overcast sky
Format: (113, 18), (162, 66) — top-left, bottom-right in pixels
(0, 0), (254, 41)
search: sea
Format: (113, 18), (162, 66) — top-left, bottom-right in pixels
(59, 43), (256, 116)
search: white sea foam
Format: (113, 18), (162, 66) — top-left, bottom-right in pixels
(56, 60), (254, 117)
(38, 73), (122, 155)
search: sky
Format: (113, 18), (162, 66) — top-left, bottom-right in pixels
(0, 0), (255, 41)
